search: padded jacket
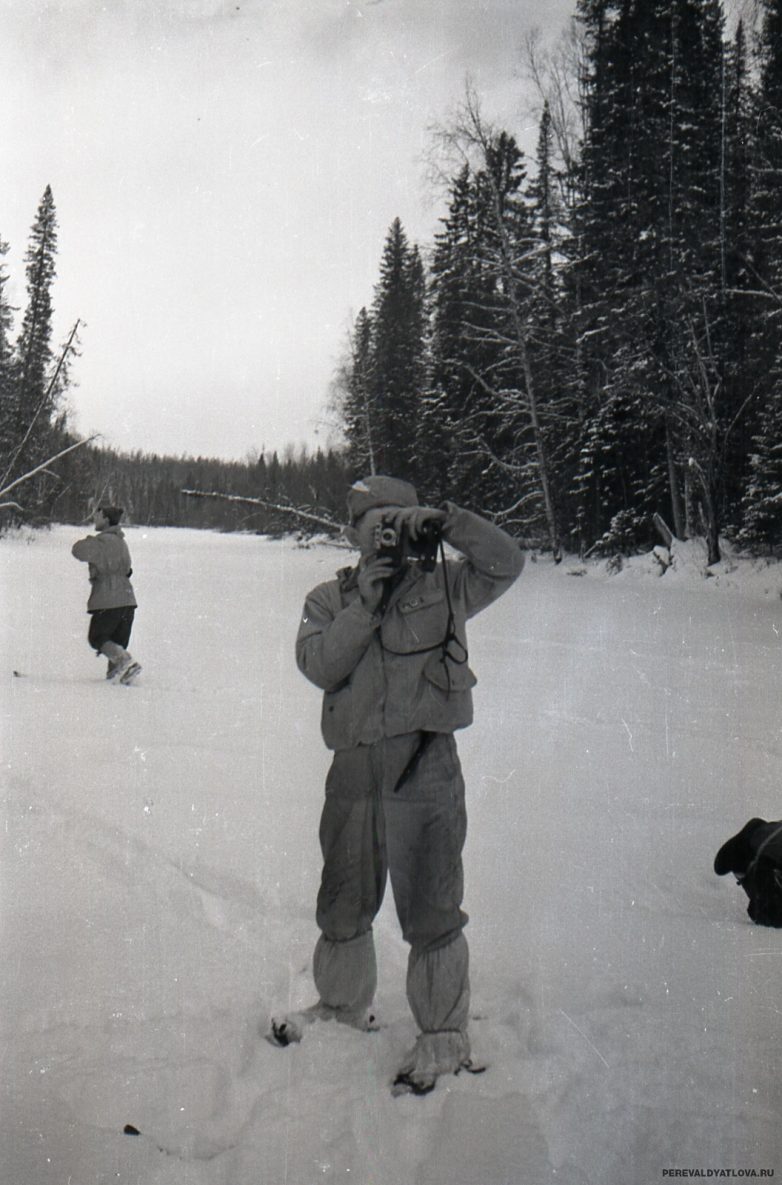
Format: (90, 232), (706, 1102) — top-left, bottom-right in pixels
(71, 525), (137, 611)
(296, 502), (524, 750)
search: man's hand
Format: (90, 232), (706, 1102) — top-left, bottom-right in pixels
(357, 554), (398, 615)
(388, 506), (447, 539)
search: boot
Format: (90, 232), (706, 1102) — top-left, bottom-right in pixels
(100, 641), (129, 681)
(268, 931), (377, 1048)
(267, 1001), (378, 1047)
(392, 1029), (480, 1095)
(100, 641), (139, 684)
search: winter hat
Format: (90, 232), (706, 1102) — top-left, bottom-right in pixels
(98, 505), (124, 526)
(346, 476), (419, 524)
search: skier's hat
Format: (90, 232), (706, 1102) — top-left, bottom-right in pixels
(347, 476), (418, 524)
(97, 504), (124, 525)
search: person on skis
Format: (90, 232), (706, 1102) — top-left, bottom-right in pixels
(270, 475), (524, 1095)
(71, 504), (141, 684)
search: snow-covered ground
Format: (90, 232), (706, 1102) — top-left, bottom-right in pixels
(2, 524), (782, 1185)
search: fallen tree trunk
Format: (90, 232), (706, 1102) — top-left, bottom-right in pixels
(181, 488), (344, 533)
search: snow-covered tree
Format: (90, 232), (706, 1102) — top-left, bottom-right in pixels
(0, 235), (16, 465)
(14, 187), (58, 437)
(428, 90), (566, 554)
(0, 187), (73, 518)
(422, 164), (497, 508)
(368, 219), (427, 479)
(718, 19), (758, 520)
(341, 307), (376, 477)
(571, 0), (733, 559)
(330, 0), (782, 558)
(739, 0), (782, 547)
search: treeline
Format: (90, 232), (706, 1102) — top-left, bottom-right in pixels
(334, 0), (782, 560)
(52, 442), (351, 534)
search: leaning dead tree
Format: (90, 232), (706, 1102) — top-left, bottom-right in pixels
(0, 434), (98, 512)
(181, 488), (345, 534)
(0, 320), (82, 494)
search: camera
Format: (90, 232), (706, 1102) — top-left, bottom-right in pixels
(373, 515), (442, 572)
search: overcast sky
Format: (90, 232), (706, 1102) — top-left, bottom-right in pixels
(2, 0), (580, 461)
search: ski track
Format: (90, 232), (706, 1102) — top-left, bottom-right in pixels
(2, 526), (782, 1184)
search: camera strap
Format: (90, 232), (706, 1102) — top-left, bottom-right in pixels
(379, 539), (468, 690)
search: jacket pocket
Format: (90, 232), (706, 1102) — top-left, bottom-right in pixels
(389, 588), (448, 653)
(423, 650), (477, 692)
(397, 588), (445, 614)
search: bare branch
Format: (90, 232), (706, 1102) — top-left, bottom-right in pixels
(521, 21), (585, 184)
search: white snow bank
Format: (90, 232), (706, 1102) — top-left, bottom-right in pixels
(557, 536), (782, 602)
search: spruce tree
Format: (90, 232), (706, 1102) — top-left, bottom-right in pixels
(342, 307), (376, 477)
(746, 0), (782, 319)
(1, 187), (62, 512)
(424, 164), (496, 507)
(658, 0), (726, 563)
(719, 19), (757, 522)
(572, 0), (660, 549)
(0, 236), (16, 468)
(739, 0), (782, 547)
(572, 0), (730, 560)
(368, 218), (427, 479)
(528, 102), (581, 543)
(16, 187), (58, 427)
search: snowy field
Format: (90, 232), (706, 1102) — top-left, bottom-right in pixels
(2, 524), (782, 1185)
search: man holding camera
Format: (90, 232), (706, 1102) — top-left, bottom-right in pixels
(272, 475), (524, 1094)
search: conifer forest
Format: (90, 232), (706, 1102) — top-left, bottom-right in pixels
(3, 0), (782, 558)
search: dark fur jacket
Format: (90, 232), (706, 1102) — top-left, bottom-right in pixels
(714, 818), (782, 927)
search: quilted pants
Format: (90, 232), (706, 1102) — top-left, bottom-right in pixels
(313, 731), (470, 1036)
